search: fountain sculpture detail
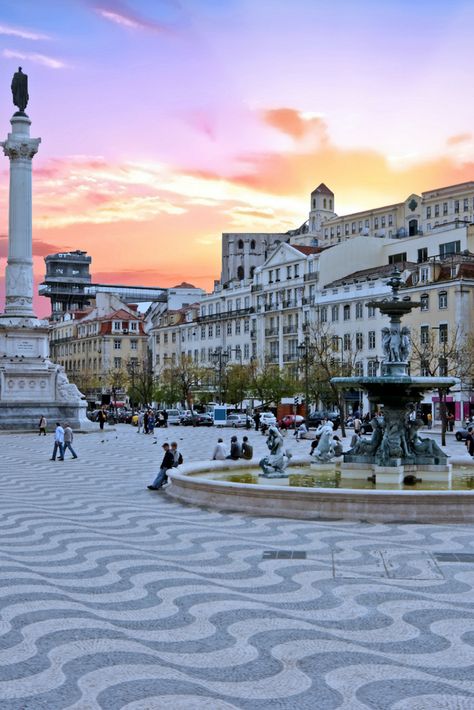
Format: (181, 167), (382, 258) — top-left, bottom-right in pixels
(259, 425), (292, 477)
(332, 268), (458, 484)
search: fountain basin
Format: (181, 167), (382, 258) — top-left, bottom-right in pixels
(166, 458), (474, 524)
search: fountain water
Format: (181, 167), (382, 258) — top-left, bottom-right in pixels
(332, 268), (458, 485)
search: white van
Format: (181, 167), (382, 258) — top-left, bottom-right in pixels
(166, 409), (182, 425)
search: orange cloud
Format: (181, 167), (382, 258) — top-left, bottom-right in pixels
(263, 108), (327, 142)
(447, 132), (472, 146)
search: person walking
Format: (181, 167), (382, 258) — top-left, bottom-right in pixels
(148, 411), (155, 435)
(38, 415), (47, 436)
(427, 412), (432, 429)
(137, 411), (144, 433)
(254, 412), (261, 431)
(50, 422), (65, 461)
(226, 435), (241, 460)
(353, 416), (362, 435)
(212, 438), (227, 460)
(171, 441), (183, 466)
(241, 436), (253, 460)
(63, 424), (78, 459)
(466, 427), (474, 458)
(148, 443), (175, 490)
(98, 408), (107, 431)
(143, 410), (149, 434)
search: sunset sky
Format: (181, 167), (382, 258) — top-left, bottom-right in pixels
(0, 0), (473, 315)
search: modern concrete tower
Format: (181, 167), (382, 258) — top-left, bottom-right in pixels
(0, 68), (91, 429)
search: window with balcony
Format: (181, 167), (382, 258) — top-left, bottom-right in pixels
(439, 240), (461, 258)
(389, 252), (407, 265)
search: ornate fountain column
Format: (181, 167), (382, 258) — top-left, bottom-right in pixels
(2, 113), (40, 319)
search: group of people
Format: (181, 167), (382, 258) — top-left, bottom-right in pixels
(147, 441), (183, 490)
(137, 409), (168, 435)
(212, 435), (253, 461)
(50, 421), (78, 461)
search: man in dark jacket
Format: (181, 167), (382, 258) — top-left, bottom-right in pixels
(226, 435), (241, 460)
(148, 443), (175, 490)
(241, 436), (253, 460)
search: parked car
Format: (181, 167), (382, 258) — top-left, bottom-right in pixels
(181, 412), (214, 427)
(279, 414), (305, 430)
(166, 409), (182, 425)
(259, 412), (277, 427)
(117, 409), (133, 424)
(225, 413), (251, 428)
(455, 427), (469, 442)
(306, 411), (339, 428)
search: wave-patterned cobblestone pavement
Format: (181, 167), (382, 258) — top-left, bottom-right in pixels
(1, 426), (474, 709)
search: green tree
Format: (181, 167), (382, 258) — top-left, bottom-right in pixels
(157, 355), (210, 410)
(126, 358), (156, 408)
(225, 363), (253, 408)
(303, 325), (362, 437)
(410, 326), (474, 445)
(249, 361), (299, 409)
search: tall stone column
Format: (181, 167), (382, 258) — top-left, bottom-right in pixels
(1, 114), (40, 318)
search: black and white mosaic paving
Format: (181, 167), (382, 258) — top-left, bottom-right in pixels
(0, 425), (474, 709)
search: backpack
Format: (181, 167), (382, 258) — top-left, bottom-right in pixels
(178, 453), (184, 465)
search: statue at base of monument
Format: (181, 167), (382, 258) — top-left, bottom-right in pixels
(259, 425), (292, 477)
(56, 367), (83, 402)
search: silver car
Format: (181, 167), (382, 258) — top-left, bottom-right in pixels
(225, 413), (251, 428)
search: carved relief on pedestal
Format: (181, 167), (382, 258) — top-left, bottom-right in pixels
(6, 265), (33, 299)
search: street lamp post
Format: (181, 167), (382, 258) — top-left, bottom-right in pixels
(297, 336), (315, 420)
(432, 326), (448, 446)
(333, 335), (346, 425)
(210, 348), (230, 404)
(127, 359), (138, 408)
